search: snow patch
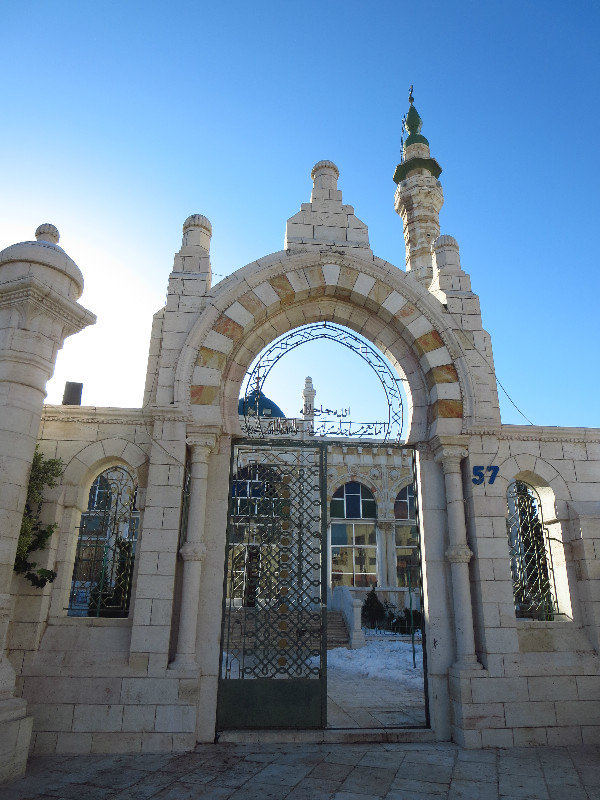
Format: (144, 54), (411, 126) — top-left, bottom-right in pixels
(323, 639), (424, 690)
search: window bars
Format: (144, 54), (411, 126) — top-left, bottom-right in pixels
(68, 466), (139, 617)
(506, 480), (558, 620)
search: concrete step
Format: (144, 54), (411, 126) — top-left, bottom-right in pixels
(217, 727), (437, 744)
(326, 611), (349, 650)
(223, 609), (350, 650)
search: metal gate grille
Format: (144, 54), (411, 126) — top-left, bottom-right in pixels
(506, 479), (558, 620)
(217, 440), (327, 729)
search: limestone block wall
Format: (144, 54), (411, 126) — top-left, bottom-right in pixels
(454, 425), (600, 747)
(6, 407), (201, 754)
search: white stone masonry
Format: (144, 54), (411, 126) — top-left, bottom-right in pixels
(285, 161), (371, 251)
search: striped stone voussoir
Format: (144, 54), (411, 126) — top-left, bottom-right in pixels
(189, 262), (463, 424)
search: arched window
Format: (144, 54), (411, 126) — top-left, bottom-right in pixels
(68, 466), (139, 618)
(330, 482), (377, 588)
(506, 479), (558, 620)
(394, 485), (420, 591)
(394, 484), (415, 520)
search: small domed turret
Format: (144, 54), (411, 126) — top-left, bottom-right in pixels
(35, 223), (60, 245)
(0, 224), (84, 299)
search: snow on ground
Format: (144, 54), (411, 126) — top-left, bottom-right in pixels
(324, 638), (424, 690)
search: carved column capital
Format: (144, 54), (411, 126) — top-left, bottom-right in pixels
(186, 434), (218, 462)
(446, 544), (473, 564)
(179, 542), (207, 562)
(432, 437), (469, 473)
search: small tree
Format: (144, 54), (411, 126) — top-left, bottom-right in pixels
(14, 446), (64, 588)
(361, 586), (385, 628)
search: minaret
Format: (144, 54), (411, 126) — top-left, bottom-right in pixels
(301, 376), (316, 439)
(393, 89), (443, 288)
(302, 376), (316, 419)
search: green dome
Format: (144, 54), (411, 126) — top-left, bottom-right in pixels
(238, 389), (286, 418)
(404, 103), (429, 149)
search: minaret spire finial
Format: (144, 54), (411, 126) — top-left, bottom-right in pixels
(408, 84), (414, 105)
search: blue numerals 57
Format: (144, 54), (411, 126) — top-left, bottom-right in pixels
(472, 466), (499, 485)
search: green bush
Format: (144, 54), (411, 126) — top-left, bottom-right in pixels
(14, 446), (63, 588)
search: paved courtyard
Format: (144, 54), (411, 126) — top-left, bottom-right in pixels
(327, 671), (426, 728)
(2, 741), (600, 800)
(326, 637), (426, 729)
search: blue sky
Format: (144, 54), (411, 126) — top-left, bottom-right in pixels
(1, 1), (599, 429)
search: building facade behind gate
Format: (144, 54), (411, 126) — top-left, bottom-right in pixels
(0, 99), (599, 780)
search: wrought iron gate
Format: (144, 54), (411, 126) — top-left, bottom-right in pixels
(217, 439), (327, 729)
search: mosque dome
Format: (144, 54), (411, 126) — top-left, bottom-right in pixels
(238, 389), (286, 418)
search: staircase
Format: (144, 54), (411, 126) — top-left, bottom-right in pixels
(222, 608), (350, 650)
(327, 610), (350, 649)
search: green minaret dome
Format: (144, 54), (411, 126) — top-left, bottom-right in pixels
(393, 94), (442, 185)
(404, 103), (429, 149)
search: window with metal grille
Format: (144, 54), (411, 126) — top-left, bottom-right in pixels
(330, 482), (377, 588)
(68, 466), (139, 617)
(506, 479), (558, 620)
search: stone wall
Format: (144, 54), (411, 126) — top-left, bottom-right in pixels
(453, 425), (600, 747)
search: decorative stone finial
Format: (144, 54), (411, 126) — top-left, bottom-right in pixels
(311, 160), (339, 181)
(182, 214), (212, 249)
(183, 214), (212, 236)
(35, 223), (60, 245)
(311, 160), (339, 193)
(433, 235), (463, 275)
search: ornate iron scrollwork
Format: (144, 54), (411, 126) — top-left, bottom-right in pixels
(240, 322), (404, 441)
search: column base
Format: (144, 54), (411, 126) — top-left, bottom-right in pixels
(450, 657), (483, 673)
(0, 698), (33, 782)
(168, 656), (200, 676)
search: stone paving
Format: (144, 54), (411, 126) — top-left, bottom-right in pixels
(327, 671), (426, 728)
(2, 741), (600, 800)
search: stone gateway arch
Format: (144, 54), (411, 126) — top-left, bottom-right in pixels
(0, 100), (599, 779)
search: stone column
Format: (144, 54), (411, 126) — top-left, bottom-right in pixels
(169, 434), (216, 672)
(434, 441), (481, 671)
(0, 224), (95, 779)
(377, 520), (396, 588)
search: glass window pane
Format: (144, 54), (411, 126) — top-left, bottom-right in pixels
(332, 572), (354, 588)
(346, 481), (360, 495)
(332, 547), (353, 571)
(353, 524), (376, 545)
(332, 486), (344, 498)
(360, 485), (375, 501)
(345, 494), (360, 518)
(330, 498), (345, 518)
(354, 525), (367, 545)
(331, 523), (351, 546)
(396, 548), (419, 587)
(394, 500), (408, 519)
(355, 573), (377, 587)
(395, 525), (417, 546)
(354, 548), (376, 574)
(362, 499), (377, 518)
